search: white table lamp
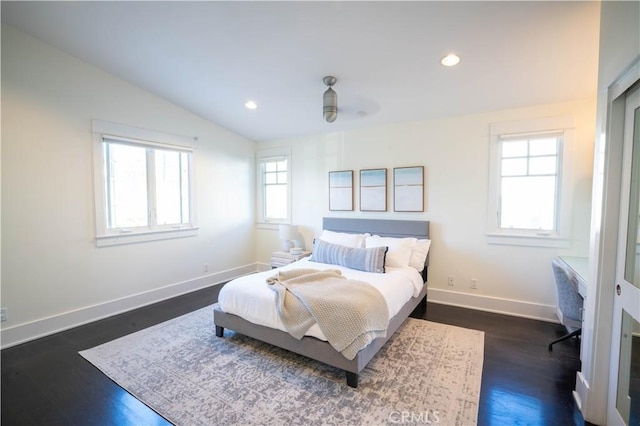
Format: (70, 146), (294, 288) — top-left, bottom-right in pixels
(279, 224), (298, 252)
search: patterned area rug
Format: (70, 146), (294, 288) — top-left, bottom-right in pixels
(80, 305), (484, 425)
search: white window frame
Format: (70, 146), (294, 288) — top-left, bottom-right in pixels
(92, 120), (198, 247)
(487, 115), (575, 247)
(256, 147), (292, 229)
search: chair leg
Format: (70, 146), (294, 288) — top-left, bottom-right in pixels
(548, 328), (581, 351)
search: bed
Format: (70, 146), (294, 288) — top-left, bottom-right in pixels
(213, 217), (430, 388)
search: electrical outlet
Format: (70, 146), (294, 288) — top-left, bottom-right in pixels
(471, 278), (479, 289)
(203, 263), (209, 273)
(1, 307), (8, 322)
(447, 276), (455, 286)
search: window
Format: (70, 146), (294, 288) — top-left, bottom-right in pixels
(257, 147), (291, 226)
(499, 134), (561, 231)
(487, 115), (575, 247)
(261, 157), (288, 221)
(93, 120), (197, 246)
(104, 139), (191, 229)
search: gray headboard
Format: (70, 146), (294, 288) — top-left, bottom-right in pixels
(322, 217), (430, 281)
(323, 217), (429, 239)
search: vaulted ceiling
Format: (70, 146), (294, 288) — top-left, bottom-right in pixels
(1, 1), (600, 142)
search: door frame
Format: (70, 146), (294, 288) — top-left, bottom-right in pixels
(580, 58), (640, 424)
(609, 81), (640, 425)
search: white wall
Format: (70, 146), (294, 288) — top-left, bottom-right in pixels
(1, 25), (256, 347)
(258, 98), (596, 321)
(0, 20), (599, 347)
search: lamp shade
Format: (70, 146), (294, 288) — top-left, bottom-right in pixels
(279, 224), (298, 241)
(279, 224), (298, 251)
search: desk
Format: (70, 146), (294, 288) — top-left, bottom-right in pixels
(558, 256), (588, 298)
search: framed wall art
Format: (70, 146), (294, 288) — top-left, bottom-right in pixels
(360, 168), (387, 212)
(329, 170), (354, 211)
(394, 166), (424, 212)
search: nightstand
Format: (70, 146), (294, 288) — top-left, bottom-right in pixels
(270, 251), (311, 268)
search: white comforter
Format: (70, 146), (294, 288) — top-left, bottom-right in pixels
(218, 257), (424, 341)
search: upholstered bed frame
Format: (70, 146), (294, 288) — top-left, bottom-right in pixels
(213, 217), (430, 388)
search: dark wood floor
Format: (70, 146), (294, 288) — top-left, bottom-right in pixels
(425, 303), (584, 426)
(2, 285), (584, 425)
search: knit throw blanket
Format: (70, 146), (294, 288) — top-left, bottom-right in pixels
(267, 268), (389, 360)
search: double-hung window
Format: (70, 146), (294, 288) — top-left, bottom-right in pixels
(499, 133), (561, 231)
(93, 120), (197, 246)
(256, 147), (291, 226)
(487, 115), (575, 247)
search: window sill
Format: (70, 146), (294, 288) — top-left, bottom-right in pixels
(486, 232), (570, 248)
(256, 221), (289, 230)
(96, 227), (199, 247)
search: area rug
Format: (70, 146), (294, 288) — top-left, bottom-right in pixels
(80, 305), (484, 425)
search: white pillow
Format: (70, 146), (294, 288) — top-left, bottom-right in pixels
(365, 235), (416, 267)
(319, 230), (368, 248)
(409, 239), (431, 272)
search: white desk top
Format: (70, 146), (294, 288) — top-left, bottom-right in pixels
(558, 256), (589, 298)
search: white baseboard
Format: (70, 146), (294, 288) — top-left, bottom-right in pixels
(573, 371), (593, 421)
(256, 262), (271, 272)
(0, 263), (258, 349)
(574, 371), (589, 418)
(2, 271), (559, 350)
(427, 288), (558, 323)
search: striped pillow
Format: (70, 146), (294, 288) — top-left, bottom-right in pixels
(312, 239), (387, 273)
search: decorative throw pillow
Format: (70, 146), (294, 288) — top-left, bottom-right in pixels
(312, 239), (387, 273)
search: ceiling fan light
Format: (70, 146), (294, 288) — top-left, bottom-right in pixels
(322, 75), (338, 123)
(323, 87), (337, 123)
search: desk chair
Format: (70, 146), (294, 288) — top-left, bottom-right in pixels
(549, 258), (584, 351)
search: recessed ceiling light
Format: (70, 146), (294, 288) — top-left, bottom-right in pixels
(245, 100), (257, 110)
(441, 54), (461, 67)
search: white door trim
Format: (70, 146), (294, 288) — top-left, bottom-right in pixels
(608, 79), (640, 426)
(580, 57), (640, 425)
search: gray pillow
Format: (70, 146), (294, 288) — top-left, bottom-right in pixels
(312, 239), (387, 273)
